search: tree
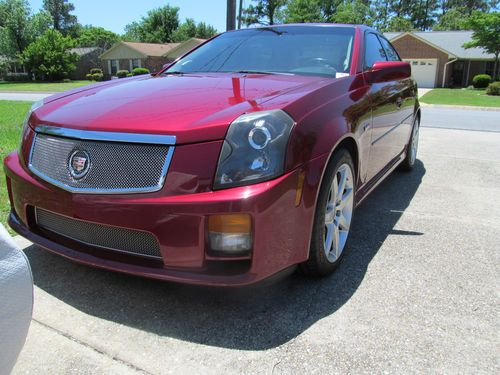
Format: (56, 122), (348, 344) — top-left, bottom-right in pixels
(77, 26), (120, 50)
(409, 0), (438, 30)
(43, 0), (78, 36)
(171, 19), (217, 42)
(463, 11), (500, 79)
(21, 29), (78, 80)
(332, 0), (374, 26)
(383, 16), (415, 32)
(0, 0), (52, 57)
(241, 0), (288, 26)
(433, 7), (469, 30)
(123, 5), (180, 43)
(282, 0), (324, 23)
(0, 0), (31, 55)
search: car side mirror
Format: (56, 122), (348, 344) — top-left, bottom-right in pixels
(366, 61), (411, 84)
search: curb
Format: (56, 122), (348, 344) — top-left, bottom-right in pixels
(420, 103), (500, 112)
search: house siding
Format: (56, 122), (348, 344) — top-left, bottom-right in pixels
(391, 34), (450, 87)
(103, 57), (170, 75)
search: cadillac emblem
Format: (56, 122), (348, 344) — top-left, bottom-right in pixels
(69, 150), (91, 179)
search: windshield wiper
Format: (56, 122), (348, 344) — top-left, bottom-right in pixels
(163, 71), (184, 76)
(233, 70), (294, 76)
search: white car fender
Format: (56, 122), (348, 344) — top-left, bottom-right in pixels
(0, 224), (33, 373)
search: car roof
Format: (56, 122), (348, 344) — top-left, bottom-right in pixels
(228, 23), (378, 35)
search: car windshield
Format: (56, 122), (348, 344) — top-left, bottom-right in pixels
(164, 26), (356, 78)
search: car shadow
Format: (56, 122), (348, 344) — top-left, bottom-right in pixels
(24, 160), (425, 351)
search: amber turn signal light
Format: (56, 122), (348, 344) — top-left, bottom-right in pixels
(207, 214), (252, 255)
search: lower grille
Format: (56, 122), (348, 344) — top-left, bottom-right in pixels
(35, 208), (162, 259)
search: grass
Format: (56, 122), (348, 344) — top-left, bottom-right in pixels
(0, 101), (32, 233)
(420, 88), (500, 108)
(0, 80), (91, 92)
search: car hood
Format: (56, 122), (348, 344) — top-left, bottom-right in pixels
(33, 73), (329, 144)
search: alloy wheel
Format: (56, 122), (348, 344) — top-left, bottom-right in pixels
(324, 163), (354, 263)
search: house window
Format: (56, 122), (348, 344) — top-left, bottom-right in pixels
(109, 59), (118, 75)
(129, 59), (141, 70)
(484, 61), (495, 77)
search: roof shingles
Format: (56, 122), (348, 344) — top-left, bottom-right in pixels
(384, 31), (495, 59)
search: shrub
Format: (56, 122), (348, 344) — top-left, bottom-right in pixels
(126, 73), (133, 77)
(472, 74), (492, 88)
(85, 73), (93, 81)
(4, 73), (30, 82)
(116, 70), (129, 78)
(131, 67), (150, 76)
(486, 81), (500, 96)
(91, 73), (104, 81)
(90, 68), (103, 75)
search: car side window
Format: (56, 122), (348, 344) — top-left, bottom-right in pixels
(379, 37), (401, 62)
(364, 33), (387, 69)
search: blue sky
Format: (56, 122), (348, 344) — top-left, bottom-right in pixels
(28, 0), (235, 34)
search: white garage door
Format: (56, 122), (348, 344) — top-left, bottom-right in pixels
(403, 59), (438, 88)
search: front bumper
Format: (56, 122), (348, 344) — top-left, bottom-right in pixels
(4, 151), (325, 286)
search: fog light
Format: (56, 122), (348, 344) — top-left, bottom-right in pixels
(208, 214), (252, 255)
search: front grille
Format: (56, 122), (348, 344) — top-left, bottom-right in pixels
(35, 208), (162, 259)
(29, 131), (174, 194)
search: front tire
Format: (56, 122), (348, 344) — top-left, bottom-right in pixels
(400, 116), (420, 171)
(300, 149), (355, 276)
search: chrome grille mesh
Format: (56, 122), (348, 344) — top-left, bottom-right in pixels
(36, 208), (162, 259)
(30, 133), (172, 193)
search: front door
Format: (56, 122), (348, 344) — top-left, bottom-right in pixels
(364, 33), (415, 182)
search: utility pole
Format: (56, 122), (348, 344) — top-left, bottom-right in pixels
(238, 0), (243, 29)
(227, 0), (236, 31)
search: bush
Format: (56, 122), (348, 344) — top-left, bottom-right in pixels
(486, 81), (500, 96)
(21, 29), (78, 81)
(4, 73), (30, 82)
(472, 74), (492, 88)
(126, 73), (133, 77)
(116, 70), (129, 78)
(90, 68), (103, 75)
(85, 73), (93, 81)
(91, 73), (104, 81)
(131, 67), (150, 76)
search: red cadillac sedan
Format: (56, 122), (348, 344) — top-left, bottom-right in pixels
(4, 24), (420, 286)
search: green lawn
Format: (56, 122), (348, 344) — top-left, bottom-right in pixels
(0, 101), (32, 232)
(0, 80), (91, 92)
(420, 88), (500, 108)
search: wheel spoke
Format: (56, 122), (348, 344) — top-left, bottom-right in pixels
(324, 223), (334, 252)
(325, 206), (335, 225)
(332, 225), (340, 258)
(338, 212), (349, 230)
(337, 169), (347, 199)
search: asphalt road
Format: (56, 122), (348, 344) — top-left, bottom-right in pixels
(421, 106), (500, 132)
(11, 112), (500, 374)
(0, 92), (52, 101)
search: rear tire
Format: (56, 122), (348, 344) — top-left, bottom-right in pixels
(300, 149), (355, 276)
(400, 116), (420, 172)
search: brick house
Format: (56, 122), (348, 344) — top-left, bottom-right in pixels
(99, 38), (205, 76)
(384, 31), (497, 88)
(69, 47), (105, 80)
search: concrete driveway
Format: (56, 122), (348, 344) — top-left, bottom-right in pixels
(11, 111), (500, 374)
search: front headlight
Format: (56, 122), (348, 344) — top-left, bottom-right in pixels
(214, 110), (295, 189)
(20, 100), (44, 144)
